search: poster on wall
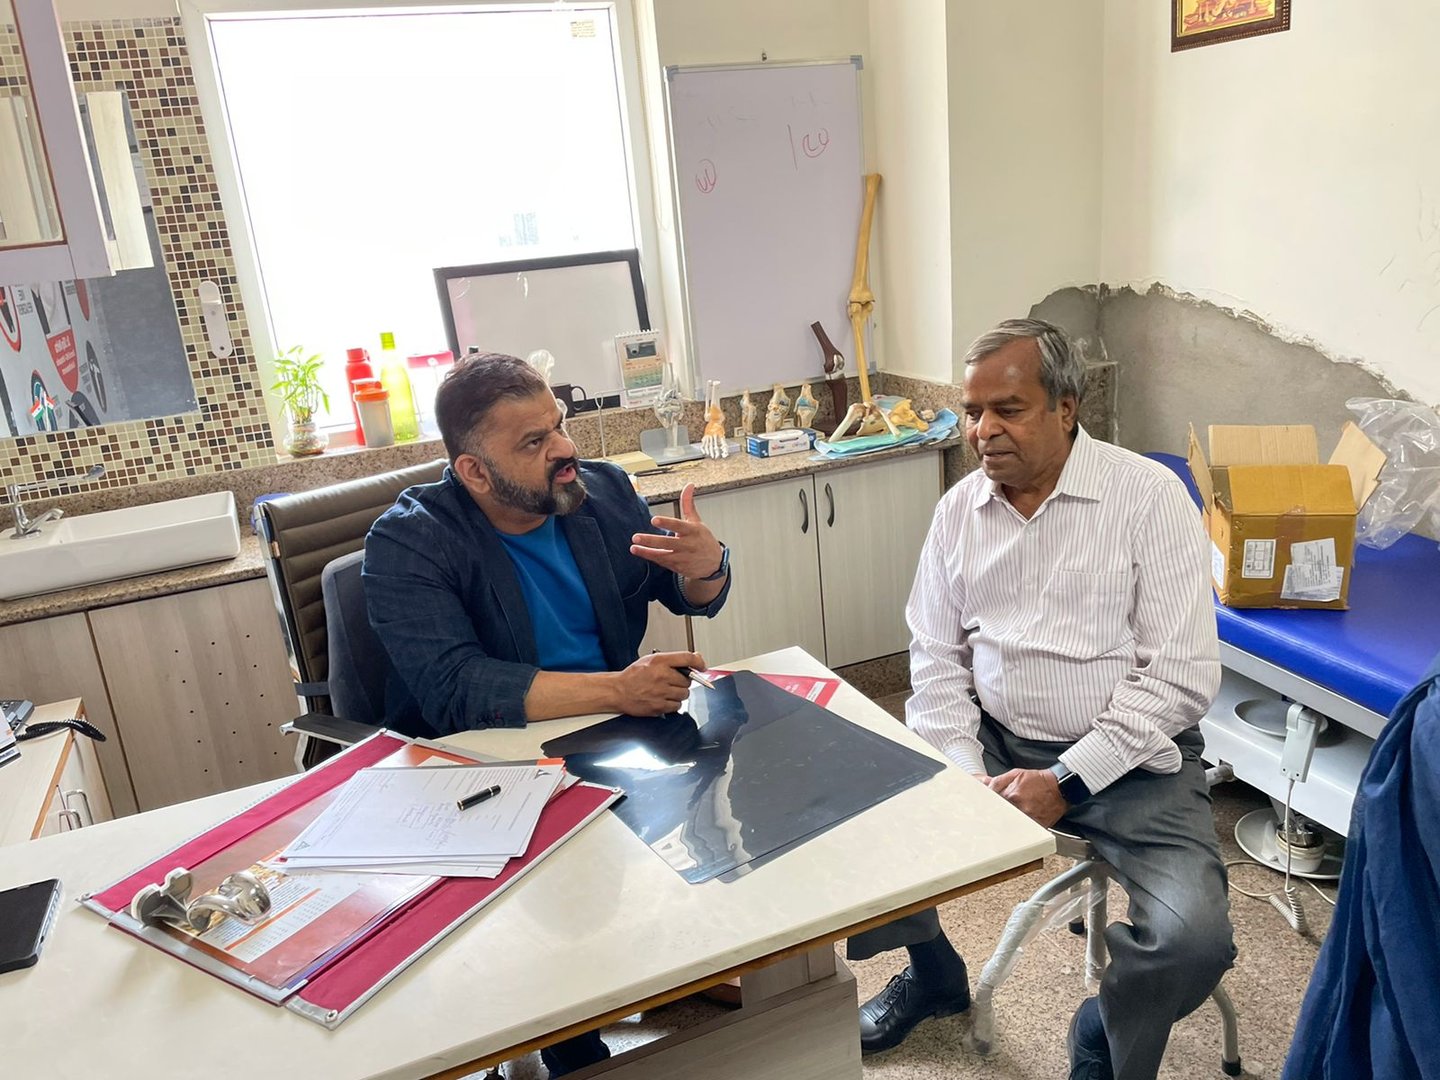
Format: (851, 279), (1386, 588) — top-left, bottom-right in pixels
(0, 280), (110, 438)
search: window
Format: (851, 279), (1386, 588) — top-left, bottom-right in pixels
(206, 5), (639, 428)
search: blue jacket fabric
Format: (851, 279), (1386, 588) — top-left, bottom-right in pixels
(1282, 650), (1440, 1080)
(363, 461), (730, 739)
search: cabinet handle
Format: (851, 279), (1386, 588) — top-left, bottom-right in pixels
(58, 808), (83, 832)
(799, 488), (810, 533)
(65, 788), (94, 827)
(825, 482), (835, 527)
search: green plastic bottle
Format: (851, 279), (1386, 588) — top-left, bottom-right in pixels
(376, 331), (419, 442)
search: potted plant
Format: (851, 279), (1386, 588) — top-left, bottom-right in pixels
(271, 346), (330, 456)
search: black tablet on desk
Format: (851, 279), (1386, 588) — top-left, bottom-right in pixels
(0, 879), (63, 974)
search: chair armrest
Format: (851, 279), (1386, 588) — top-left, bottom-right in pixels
(281, 711), (381, 748)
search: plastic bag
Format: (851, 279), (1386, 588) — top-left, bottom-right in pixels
(1346, 397), (1440, 549)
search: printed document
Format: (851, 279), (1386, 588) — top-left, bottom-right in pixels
(280, 764), (564, 864)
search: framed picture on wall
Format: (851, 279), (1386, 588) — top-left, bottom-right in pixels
(1172, 0), (1291, 51)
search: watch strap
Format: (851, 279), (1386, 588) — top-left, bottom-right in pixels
(699, 542), (730, 582)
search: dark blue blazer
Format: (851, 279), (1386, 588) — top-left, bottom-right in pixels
(363, 461), (729, 738)
(1282, 650), (1440, 1080)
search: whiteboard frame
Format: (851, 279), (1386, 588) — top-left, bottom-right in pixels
(662, 56), (869, 398)
(433, 249), (649, 412)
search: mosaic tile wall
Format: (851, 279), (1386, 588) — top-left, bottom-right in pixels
(0, 17), (274, 494)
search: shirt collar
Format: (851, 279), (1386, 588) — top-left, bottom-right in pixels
(970, 424), (1105, 511)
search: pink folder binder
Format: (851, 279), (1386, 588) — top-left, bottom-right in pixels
(82, 732), (620, 1028)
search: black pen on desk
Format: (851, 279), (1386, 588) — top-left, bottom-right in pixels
(456, 784), (501, 811)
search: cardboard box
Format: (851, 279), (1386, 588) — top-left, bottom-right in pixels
(1186, 423), (1383, 610)
(746, 429), (816, 458)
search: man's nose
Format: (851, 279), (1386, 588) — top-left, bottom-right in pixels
(976, 411), (1004, 440)
(550, 429), (578, 458)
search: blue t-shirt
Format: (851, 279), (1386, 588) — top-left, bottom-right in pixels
(496, 517), (608, 673)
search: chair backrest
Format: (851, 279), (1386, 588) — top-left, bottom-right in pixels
(321, 550), (389, 727)
(257, 459), (447, 702)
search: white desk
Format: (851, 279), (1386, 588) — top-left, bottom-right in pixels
(2, 647), (1052, 1079)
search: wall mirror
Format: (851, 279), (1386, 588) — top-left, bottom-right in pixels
(0, 91), (195, 438)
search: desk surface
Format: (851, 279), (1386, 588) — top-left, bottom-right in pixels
(2, 647), (1051, 1080)
(1152, 452), (1440, 717)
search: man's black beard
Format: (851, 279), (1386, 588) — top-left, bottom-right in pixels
(483, 455), (587, 516)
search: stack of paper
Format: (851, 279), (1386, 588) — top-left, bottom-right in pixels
(272, 763), (567, 878)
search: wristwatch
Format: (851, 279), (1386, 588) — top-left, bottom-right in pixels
(1049, 761), (1093, 805)
(698, 542), (730, 582)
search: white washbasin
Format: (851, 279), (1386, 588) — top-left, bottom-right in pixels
(0, 491), (242, 601)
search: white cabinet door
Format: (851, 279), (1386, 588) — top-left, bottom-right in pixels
(690, 476), (826, 668)
(60, 723), (112, 827)
(817, 453), (941, 668)
(636, 501), (692, 655)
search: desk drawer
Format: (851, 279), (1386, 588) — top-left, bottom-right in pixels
(36, 743), (94, 838)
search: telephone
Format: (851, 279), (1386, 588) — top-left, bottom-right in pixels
(3, 700), (106, 742)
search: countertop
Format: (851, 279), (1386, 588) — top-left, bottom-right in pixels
(0, 533), (268, 628)
(630, 434), (952, 504)
(0, 437), (952, 629)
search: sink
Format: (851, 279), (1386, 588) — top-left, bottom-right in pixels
(0, 492), (243, 601)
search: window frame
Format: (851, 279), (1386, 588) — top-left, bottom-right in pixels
(180, 0), (672, 446)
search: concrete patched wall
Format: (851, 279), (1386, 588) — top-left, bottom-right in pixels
(1030, 285), (1409, 461)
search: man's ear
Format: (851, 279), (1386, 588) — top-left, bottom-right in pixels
(1059, 394), (1079, 434)
(453, 453), (492, 495)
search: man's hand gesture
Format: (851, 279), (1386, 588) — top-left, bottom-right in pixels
(631, 483), (726, 581)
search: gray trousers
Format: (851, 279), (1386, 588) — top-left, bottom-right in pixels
(848, 716), (1236, 1080)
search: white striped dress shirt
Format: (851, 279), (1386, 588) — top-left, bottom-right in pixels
(905, 426), (1220, 793)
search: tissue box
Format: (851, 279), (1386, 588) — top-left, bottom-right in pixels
(746, 429), (816, 458)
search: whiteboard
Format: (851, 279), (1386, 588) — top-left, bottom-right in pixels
(666, 60), (866, 395)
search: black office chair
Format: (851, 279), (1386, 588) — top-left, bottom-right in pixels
(282, 550), (389, 758)
(256, 459), (446, 767)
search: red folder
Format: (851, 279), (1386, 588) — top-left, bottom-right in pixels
(82, 732), (620, 1028)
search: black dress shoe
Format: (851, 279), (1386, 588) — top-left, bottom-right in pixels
(541, 1031), (611, 1078)
(1067, 996), (1115, 1080)
(858, 965), (971, 1055)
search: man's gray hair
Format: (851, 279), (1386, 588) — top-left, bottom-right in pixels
(963, 318), (1087, 408)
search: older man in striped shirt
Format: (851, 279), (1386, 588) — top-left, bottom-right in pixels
(851, 319), (1235, 1080)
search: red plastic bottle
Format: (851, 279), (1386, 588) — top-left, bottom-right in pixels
(343, 347), (375, 444)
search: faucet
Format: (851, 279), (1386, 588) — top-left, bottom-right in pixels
(5, 464), (106, 540)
